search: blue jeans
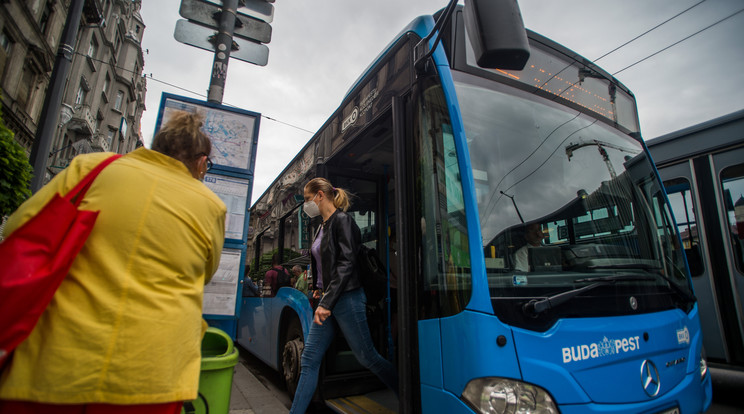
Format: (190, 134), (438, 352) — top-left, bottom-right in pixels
(289, 288), (398, 413)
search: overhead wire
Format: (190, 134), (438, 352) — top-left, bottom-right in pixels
(535, 0), (707, 93)
(73, 51), (316, 135)
(612, 7), (744, 75)
(593, 0), (707, 63)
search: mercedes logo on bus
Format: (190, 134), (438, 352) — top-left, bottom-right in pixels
(640, 360), (661, 397)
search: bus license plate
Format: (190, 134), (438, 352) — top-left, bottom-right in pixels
(657, 408), (680, 414)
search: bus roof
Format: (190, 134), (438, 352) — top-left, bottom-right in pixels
(646, 109), (744, 165)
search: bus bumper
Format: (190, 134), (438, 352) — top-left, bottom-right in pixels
(557, 369), (712, 414)
(420, 370), (712, 414)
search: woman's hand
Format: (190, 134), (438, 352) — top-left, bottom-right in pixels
(314, 306), (331, 325)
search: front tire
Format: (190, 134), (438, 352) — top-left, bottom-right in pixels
(282, 317), (304, 398)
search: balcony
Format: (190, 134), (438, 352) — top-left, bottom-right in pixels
(67, 105), (96, 136)
(89, 133), (110, 152)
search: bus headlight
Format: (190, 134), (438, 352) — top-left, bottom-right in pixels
(462, 378), (559, 414)
(700, 349), (708, 380)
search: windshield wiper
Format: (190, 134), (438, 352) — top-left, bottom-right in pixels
(522, 274), (655, 316)
(584, 268), (696, 303)
(649, 272), (697, 303)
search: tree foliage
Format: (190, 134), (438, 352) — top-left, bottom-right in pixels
(0, 100), (33, 217)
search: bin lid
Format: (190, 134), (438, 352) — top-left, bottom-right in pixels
(202, 326), (234, 358)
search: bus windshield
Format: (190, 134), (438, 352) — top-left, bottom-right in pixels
(453, 72), (695, 330)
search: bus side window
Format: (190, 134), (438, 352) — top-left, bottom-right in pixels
(664, 177), (705, 277)
(720, 164), (744, 274)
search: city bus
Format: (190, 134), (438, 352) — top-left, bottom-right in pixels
(237, 1), (713, 412)
(647, 110), (744, 382)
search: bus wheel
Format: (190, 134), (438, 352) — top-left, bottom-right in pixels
(282, 318), (304, 398)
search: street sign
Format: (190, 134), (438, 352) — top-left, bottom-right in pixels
(180, 0), (271, 43)
(174, 19), (269, 66)
(203, 0), (274, 23)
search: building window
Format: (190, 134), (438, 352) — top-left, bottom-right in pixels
(103, 0), (111, 20)
(0, 30), (13, 55)
(88, 36), (98, 59)
(18, 65), (37, 109)
(107, 128), (116, 147)
(39, 2), (54, 36)
(102, 73), (111, 95)
(75, 82), (87, 105)
(114, 90), (124, 111)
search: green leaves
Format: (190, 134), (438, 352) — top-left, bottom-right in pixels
(0, 101), (33, 217)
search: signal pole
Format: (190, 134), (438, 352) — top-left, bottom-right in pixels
(207, 0), (238, 104)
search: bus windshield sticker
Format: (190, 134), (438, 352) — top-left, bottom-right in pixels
(676, 327), (690, 345)
(513, 275), (527, 286)
(562, 336), (641, 363)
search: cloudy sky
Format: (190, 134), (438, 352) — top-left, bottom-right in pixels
(138, 0), (744, 201)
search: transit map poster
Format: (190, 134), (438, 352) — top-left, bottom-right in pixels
(155, 93), (260, 174)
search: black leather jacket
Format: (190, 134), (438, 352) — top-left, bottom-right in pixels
(311, 209), (362, 310)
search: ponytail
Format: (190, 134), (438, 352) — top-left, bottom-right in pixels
(332, 187), (351, 212)
(305, 177), (352, 212)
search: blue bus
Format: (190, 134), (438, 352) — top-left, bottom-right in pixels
(238, 1), (712, 413)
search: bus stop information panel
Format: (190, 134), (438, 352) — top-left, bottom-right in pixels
(154, 93), (260, 338)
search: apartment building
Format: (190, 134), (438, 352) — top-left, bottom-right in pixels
(0, 0), (146, 180)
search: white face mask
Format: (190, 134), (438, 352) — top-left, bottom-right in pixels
(303, 194), (320, 218)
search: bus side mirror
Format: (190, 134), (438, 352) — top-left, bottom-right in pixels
(463, 0), (530, 70)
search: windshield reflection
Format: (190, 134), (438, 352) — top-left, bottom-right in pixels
(453, 73), (694, 328)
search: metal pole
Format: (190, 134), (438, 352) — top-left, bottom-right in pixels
(207, 0), (238, 104)
(28, 0), (85, 193)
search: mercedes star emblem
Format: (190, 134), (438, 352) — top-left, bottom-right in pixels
(640, 359), (661, 397)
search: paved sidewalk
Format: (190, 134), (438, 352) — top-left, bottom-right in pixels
(229, 353), (289, 414)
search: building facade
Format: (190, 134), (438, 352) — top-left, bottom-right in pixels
(0, 0), (146, 180)
(0, 0), (68, 150)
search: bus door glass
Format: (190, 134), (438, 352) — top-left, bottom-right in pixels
(719, 162), (744, 276)
(714, 150), (744, 361)
(413, 78), (472, 320)
(660, 165), (726, 362)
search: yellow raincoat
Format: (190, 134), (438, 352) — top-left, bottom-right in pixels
(0, 148), (226, 404)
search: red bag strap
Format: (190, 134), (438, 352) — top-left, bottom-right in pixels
(64, 154), (123, 206)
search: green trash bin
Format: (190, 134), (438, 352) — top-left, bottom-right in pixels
(182, 327), (239, 414)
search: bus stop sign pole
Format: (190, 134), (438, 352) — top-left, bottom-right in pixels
(207, 0), (238, 104)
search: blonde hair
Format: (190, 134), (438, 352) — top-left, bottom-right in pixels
(305, 177), (351, 212)
(151, 111), (211, 176)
